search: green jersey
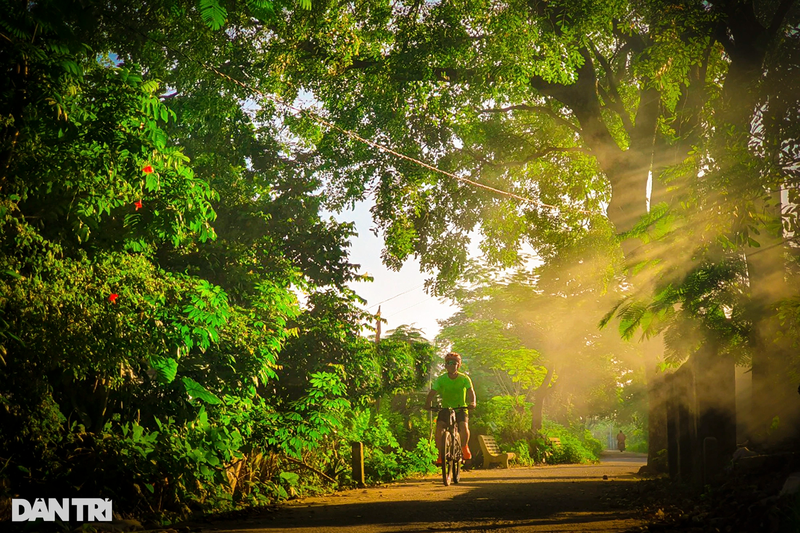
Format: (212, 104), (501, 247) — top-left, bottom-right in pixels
(432, 372), (473, 408)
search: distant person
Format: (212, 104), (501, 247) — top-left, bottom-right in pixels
(617, 430), (626, 452)
(425, 352), (476, 463)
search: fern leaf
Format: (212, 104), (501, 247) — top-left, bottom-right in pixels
(598, 297), (627, 329)
(246, 0), (274, 9)
(199, 0), (227, 30)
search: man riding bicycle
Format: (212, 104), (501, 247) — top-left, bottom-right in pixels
(424, 352), (476, 463)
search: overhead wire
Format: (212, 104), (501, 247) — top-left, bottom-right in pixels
(385, 298), (433, 318)
(367, 282), (426, 309)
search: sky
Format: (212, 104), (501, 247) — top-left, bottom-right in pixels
(333, 201), (458, 343)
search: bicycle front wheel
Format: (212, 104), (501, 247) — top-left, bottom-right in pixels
(441, 431), (452, 486)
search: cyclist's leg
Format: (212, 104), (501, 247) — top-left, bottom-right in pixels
(459, 420), (470, 449)
(458, 410), (472, 460)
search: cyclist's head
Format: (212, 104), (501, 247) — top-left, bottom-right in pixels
(444, 352), (462, 368)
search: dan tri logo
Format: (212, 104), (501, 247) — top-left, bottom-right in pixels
(12, 498), (113, 522)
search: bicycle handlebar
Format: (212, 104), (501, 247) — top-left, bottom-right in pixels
(424, 405), (475, 412)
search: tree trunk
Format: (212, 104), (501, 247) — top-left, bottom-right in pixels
(745, 196), (798, 449)
(643, 339), (669, 472)
(529, 365), (555, 435)
(691, 338), (737, 483)
(720, 1), (799, 451)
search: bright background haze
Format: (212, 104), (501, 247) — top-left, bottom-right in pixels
(335, 201), (457, 343)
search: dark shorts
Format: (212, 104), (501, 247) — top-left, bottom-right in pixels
(437, 408), (469, 425)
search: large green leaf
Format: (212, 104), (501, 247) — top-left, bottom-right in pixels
(150, 357), (178, 384)
(182, 376), (222, 404)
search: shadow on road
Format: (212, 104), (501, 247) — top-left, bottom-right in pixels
(206, 459), (647, 533)
(599, 451), (648, 464)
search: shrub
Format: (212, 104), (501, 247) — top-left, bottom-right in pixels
(508, 440), (535, 466)
(580, 429), (604, 458)
(540, 421), (600, 464)
(339, 409), (436, 484)
(474, 396), (532, 445)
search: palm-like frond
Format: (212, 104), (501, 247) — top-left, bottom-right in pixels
(199, 0), (227, 30)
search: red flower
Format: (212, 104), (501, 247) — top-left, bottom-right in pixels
(142, 165), (154, 174)
(108, 293), (119, 304)
(134, 200), (143, 211)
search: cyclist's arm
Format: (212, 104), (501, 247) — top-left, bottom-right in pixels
(466, 387), (476, 409)
(424, 389), (438, 409)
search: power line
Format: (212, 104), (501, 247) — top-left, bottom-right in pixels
(386, 297), (433, 318)
(367, 282), (426, 309)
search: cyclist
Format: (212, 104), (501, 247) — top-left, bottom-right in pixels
(424, 351), (476, 463)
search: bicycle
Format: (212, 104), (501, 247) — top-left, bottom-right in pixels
(427, 406), (469, 486)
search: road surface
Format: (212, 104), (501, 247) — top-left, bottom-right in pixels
(200, 451), (647, 533)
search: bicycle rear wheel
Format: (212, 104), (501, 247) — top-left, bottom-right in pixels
(441, 432), (452, 486)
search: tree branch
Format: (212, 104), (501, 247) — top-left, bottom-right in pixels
(713, 20), (735, 53)
(767, 0), (797, 38)
(611, 20), (647, 55)
(597, 84), (635, 133)
(588, 40), (621, 102)
(589, 40), (635, 133)
(479, 104), (582, 134)
(466, 146), (587, 169)
(282, 455), (337, 484)
(348, 58), (482, 84)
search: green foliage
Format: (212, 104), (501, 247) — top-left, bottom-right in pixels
(3, 0), (799, 520)
(508, 439), (535, 467)
(539, 421), (601, 465)
(579, 428), (605, 458)
(275, 303), (434, 406)
(588, 415), (648, 453)
(626, 434), (648, 454)
(2, 370), (356, 518)
(601, 257), (751, 365)
(267, 369), (351, 460)
(471, 397), (603, 465)
(0, 0), (376, 518)
(377, 326), (436, 396)
(472, 395), (533, 445)
(339, 409), (436, 484)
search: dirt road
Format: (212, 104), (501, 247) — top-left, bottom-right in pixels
(201, 451), (647, 533)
